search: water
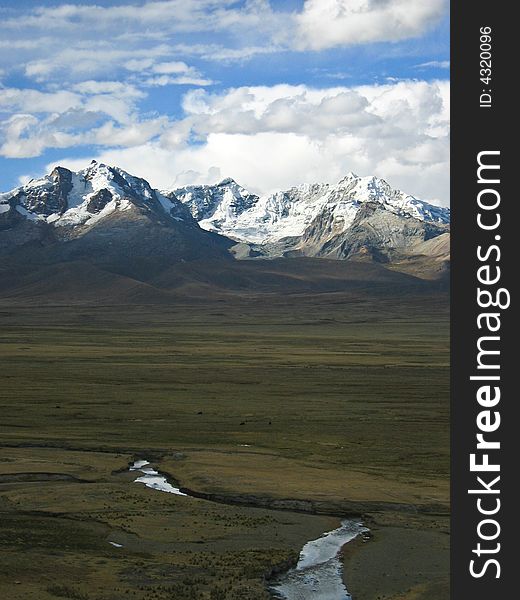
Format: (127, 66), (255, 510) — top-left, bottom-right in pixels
(129, 460), (187, 496)
(128, 459), (368, 599)
(270, 520), (368, 600)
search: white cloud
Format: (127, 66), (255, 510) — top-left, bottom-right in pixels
(23, 44), (174, 81)
(71, 80), (145, 98)
(187, 44), (283, 62)
(0, 82), (168, 158)
(92, 119), (169, 147)
(295, 0), (446, 50)
(143, 75), (215, 87)
(124, 59), (156, 72)
(152, 61), (193, 74)
(46, 80), (450, 206)
(126, 59), (216, 87)
(415, 60), (450, 69)
(1, 113), (82, 158)
(0, 88), (81, 113)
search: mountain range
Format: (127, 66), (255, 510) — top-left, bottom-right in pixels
(0, 161), (450, 302)
(171, 174), (450, 268)
(171, 172), (449, 243)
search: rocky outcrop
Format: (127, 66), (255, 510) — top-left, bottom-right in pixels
(86, 188), (113, 213)
(19, 166), (73, 216)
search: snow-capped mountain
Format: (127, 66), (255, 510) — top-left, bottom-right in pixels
(0, 161), (233, 266)
(169, 173), (450, 244)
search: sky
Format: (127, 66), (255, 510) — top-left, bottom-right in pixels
(0, 0), (450, 205)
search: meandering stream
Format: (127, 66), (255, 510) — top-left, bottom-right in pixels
(128, 459), (366, 599)
(130, 459), (187, 496)
(269, 520), (368, 600)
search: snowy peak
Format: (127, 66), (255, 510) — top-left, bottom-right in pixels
(217, 177), (238, 186)
(170, 178), (259, 227)
(330, 173), (449, 224)
(0, 162), (190, 229)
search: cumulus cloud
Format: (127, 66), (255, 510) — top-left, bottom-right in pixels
(47, 80), (450, 205)
(1, 113), (82, 158)
(295, 0), (446, 50)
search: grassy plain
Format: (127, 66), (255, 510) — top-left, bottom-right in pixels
(0, 286), (449, 599)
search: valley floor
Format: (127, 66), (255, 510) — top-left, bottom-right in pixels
(0, 290), (449, 600)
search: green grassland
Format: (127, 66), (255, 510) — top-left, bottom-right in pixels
(0, 288), (449, 600)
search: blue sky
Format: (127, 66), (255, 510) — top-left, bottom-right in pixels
(0, 0), (450, 204)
